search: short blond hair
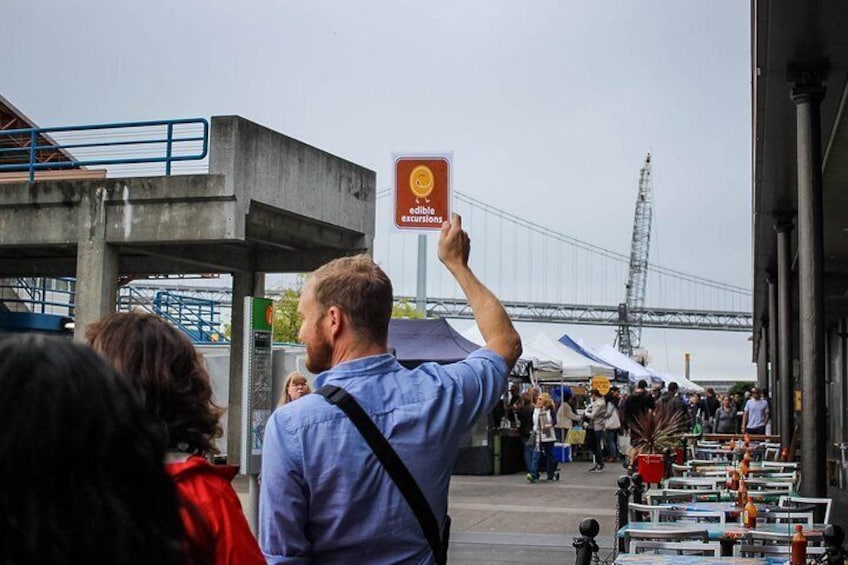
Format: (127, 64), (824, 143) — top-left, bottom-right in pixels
(309, 254), (393, 345)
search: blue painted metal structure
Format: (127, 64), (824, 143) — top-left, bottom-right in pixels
(0, 118), (209, 182)
(152, 290), (227, 344)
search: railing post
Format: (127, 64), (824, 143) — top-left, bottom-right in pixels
(165, 122), (174, 175)
(572, 518), (600, 565)
(616, 475), (631, 553)
(29, 129), (36, 184)
(631, 472), (645, 505)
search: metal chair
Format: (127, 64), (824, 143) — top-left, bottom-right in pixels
(665, 477), (724, 490)
(628, 502), (664, 523)
(654, 488), (723, 502)
(657, 509), (726, 525)
(778, 495), (832, 524)
(739, 544), (826, 558)
(646, 491), (700, 505)
(761, 461), (798, 470)
(625, 528), (709, 553)
(758, 510), (814, 526)
(630, 540), (721, 556)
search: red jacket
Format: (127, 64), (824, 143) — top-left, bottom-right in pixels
(167, 456), (264, 565)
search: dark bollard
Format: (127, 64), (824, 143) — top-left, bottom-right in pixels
(663, 447), (673, 481)
(823, 524), (846, 564)
(615, 475), (632, 553)
(573, 517), (600, 565)
(631, 472), (645, 505)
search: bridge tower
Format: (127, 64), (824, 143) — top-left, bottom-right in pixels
(617, 153), (653, 357)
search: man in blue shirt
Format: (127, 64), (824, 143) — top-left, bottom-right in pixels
(259, 213), (522, 564)
(742, 387), (770, 436)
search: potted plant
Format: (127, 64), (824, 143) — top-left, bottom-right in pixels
(630, 405), (687, 484)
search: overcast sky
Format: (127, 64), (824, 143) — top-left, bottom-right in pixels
(4, 1), (754, 380)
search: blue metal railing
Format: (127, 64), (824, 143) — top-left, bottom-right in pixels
(0, 118), (209, 182)
(153, 291), (228, 344)
(0, 278), (75, 316)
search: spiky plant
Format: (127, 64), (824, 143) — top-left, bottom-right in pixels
(630, 404), (687, 456)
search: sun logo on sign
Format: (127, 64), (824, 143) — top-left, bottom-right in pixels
(409, 165), (434, 204)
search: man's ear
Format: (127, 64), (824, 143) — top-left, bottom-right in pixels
(325, 305), (344, 340)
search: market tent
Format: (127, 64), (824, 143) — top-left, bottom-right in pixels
(559, 334), (629, 382)
(656, 372), (705, 394)
(527, 333), (615, 381)
(461, 324), (562, 378)
(592, 344), (664, 386)
(388, 318), (480, 367)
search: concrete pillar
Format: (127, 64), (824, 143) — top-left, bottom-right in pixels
(791, 81), (827, 497)
(776, 222), (793, 450)
(228, 271), (265, 534)
(227, 271), (266, 468)
(757, 326), (769, 391)
(73, 186), (118, 341)
(768, 277), (779, 435)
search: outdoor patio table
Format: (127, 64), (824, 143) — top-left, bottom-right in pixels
(615, 554), (784, 565)
(618, 520), (827, 556)
(656, 501), (783, 518)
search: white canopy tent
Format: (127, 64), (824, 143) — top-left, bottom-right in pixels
(592, 344), (664, 386)
(461, 325), (562, 379)
(527, 333), (615, 381)
(656, 372), (705, 394)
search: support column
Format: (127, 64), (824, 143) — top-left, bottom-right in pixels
(768, 277), (779, 435)
(757, 326), (769, 391)
(792, 80), (827, 497)
(776, 222), (794, 451)
(416, 234), (427, 316)
(74, 186), (118, 341)
(228, 271), (266, 468)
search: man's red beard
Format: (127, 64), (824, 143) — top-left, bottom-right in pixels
(305, 328), (333, 374)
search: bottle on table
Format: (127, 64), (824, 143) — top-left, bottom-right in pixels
(743, 496), (758, 528)
(791, 523), (807, 565)
(740, 458), (750, 478)
(737, 479), (748, 508)
(726, 469), (740, 491)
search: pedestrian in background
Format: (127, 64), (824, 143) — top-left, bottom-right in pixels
(527, 392), (557, 483)
(88, 311), (264, 565)
(586, 388), (607, 472)
(0, 334), (195, 565)
(279, 371), (312, 406)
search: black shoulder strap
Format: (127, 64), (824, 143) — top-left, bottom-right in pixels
(316, 384), (449, 564)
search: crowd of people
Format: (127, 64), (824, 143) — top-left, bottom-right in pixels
(504, 378), (772, 482)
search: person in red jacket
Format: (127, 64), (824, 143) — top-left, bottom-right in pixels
(88, 311), (264, 565)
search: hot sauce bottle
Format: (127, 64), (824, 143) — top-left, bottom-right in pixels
(791, 524), (807, 565)
(743, 496), (758, 528)
(737, 479), (748, 508)
(727, 469), (740, 491)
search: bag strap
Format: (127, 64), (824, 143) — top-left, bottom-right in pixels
(315, 384), (448, 565)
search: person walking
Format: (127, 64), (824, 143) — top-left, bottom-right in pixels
(527, 393), (557, 483)
(259, 213), (522, 564)
(714, 395), (738, 434)
(587, 388), (607, 472)
(604, 391), (621, 462)
(742, 387), (770, 436)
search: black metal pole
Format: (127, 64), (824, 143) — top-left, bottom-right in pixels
(631, 473), (645, 505)
(573, 518), (600, 565)
(616, 475), (632, 553)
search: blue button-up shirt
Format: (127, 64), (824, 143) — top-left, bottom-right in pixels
(259, 349), (507, 564)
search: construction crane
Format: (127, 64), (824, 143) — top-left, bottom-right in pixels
(616, 153), (653, 358)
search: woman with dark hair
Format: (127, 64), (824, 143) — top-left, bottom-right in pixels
(88, 311), (264, 565)
(0, 334), (194, 565)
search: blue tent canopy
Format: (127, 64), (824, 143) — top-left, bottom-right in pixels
(388, 318), (480, 367)
(558, 334), (629, 383)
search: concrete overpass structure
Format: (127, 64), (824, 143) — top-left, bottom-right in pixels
(0, 114), (376, 471)
(752, 0), (848, 497)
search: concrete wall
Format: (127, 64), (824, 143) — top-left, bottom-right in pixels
(209, 115), (376, 252)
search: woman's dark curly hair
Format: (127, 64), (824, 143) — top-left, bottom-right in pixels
(0, 334), (190, 564)
(87, 311), (224, 456)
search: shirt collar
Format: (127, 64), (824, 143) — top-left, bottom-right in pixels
(315, 353), (399, 387)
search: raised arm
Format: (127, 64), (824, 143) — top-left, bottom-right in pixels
(438, 213), (522, 369)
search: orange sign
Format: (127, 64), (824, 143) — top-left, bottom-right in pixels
(393, 155), (451, 231)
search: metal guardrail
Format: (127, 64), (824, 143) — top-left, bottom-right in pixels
(0, 118), (209, 182)
(153, 291), (227, 344)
